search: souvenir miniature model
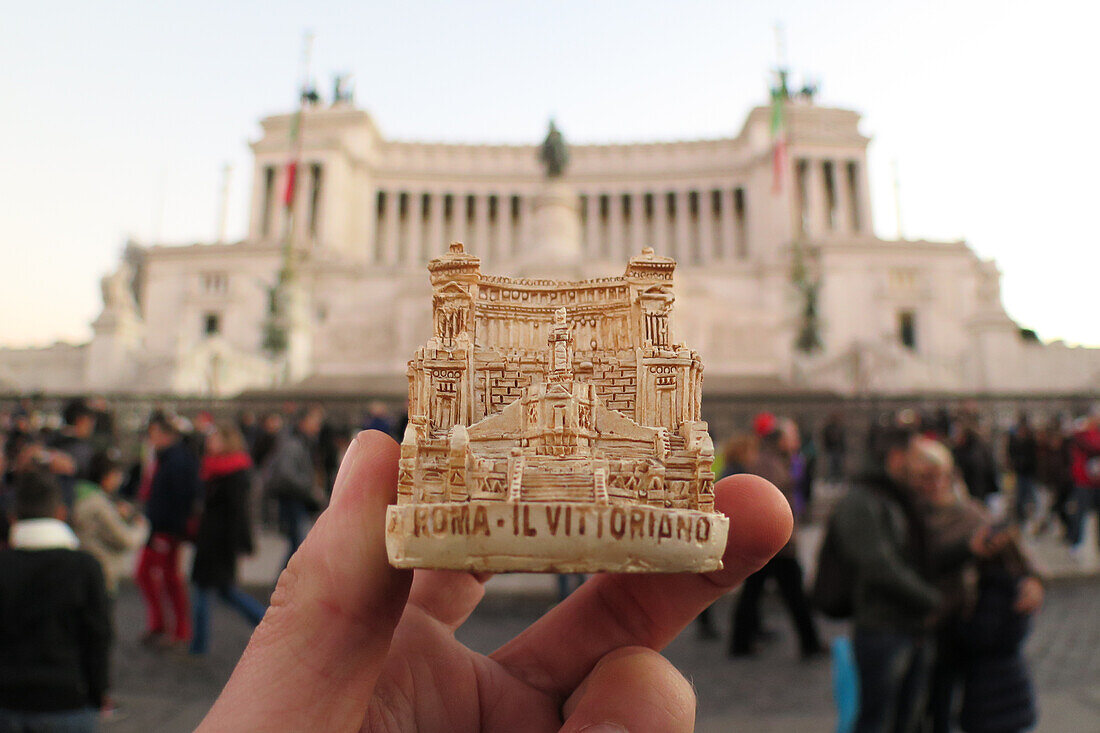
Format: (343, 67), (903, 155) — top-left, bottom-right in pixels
(384, 242), (728, 573)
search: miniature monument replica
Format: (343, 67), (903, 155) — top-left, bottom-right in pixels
(384, 242), (729, 573)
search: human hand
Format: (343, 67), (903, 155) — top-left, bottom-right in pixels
(198, 430), (793, 733)
(47, 449), (76, 476)
(967, 526), (991, 558)
(1013, 576), (1044, 614)
(969, 525), (1012, 559)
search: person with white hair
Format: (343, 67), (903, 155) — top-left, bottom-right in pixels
(909, 436), (1042, 733)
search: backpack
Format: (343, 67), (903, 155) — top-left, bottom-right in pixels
(812, 513), (857, 619)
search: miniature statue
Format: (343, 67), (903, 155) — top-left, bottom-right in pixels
(385, 243), (729, 573)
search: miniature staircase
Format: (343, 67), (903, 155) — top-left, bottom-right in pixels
(664, 433), (697, 483)
(507, 453), (526, 502)
(519, 456), (597, 502)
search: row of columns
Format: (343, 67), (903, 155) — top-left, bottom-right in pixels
(255, 163), (325, 247)
(371, 191), (533, 266)
(370, 187), (750, 267)
(796, 158), (868, 238)
(582, 189), (748, 265)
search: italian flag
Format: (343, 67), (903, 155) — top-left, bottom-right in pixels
(283, 110), (302, 207)
(770, 70), (789, 194)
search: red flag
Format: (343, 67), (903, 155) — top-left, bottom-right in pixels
(772, 138), (787, 194)
(282, 161), (298, 207)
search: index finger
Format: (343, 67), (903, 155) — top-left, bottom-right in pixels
(490, 473), (792, 696)
(198, 431), (411, 731)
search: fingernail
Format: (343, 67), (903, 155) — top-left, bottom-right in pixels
(578, 725), (628, 733)
(329, 437), (364, 506)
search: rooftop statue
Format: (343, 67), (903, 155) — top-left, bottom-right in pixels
(538, 119), (569, 178)
(100, 262), (138, 315)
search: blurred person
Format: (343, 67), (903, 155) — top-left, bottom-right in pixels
(135, 413), (199, 648)
(86, 397), (114, 448)
(50, 400), (97, 481)
(730, 418), (823, 659)
(251, 411), (284, 528)
(268, 406), (325, 569)
(0, 449), (12, 547)
(186, 411), (216, 461)
(866, 412), (893, 464)
(236, 409), (259, 454)
(0, 471), (110, 733)
(72, 451), (147, 596)
(953, 422), (1001, 506)
(909, 437), (1042, 733)
(5, 407), (34, 458)
(391, 407), (409, 443)
(793, 420), (817, 519)
(250, 411), (284, 469)
(822, 412), (847, 484)
(1068, 408), (1100, 560)
(1006, 414), (1039, 526)
(9, 440), (77, 495)
(318, 413), (350, 496)
(930, 408), (953, 442)
(195, 431), (794, 732)
(830, 427), (941, 733)
(71, 450), (147, 723)
(189, 423), (265, 656)
(33, 402), (91, 513)
(954, 559), (1041, 733)
(696, 432), (759, 640)
(723, 433), (760, 477)
(1036, 420), (1074, 537)
(362, 401), (393, 435)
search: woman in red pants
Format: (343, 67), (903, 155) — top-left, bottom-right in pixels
(135, 413), (200, 647)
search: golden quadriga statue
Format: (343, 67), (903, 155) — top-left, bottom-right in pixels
(385, 243), (728, 573)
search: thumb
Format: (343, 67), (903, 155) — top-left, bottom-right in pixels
(560, 647), (695, 733)
(199, 431), (411, 732)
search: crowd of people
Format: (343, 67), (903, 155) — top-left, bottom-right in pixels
(697, 404), (1100, 732)
(0, 397), (396, 731)
(1, 394), (1099, 731)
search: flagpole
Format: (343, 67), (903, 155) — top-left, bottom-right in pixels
(266, 31), (314, 374)
(215, 162), (230, 244)
(282, 30), (314, 277)
(892, 158), (903, 240)
(774, 23), (787, 71)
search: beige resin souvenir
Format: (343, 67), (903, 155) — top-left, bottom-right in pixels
(384, 243), (729, 573)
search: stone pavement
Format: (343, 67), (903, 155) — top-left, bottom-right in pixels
(107, 561), (1100, 732)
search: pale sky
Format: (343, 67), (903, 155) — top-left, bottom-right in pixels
(3, 0), (1098, 348)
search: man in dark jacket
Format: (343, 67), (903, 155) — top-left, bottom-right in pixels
(1007, 415), (1039, 524)
(953, 424), (1001, 503)
(0, 471), (110, 731)
(268, 406), (324, 569)
(831, 427), (942, 733)
(52, 400), (98, 481)
(135, 412), (199, 646)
